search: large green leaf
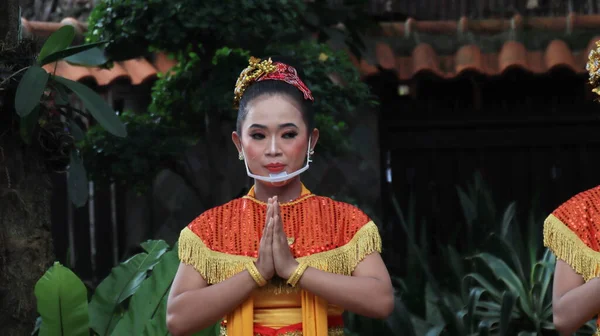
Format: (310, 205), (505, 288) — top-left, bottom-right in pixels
(15, 66), (48, 117)
(20, 105), (40, 144)
(467, 288), (485, 332)
(487, 234), (526, 285)
(53, 76), (127, 137)
(499, 291), (516, 336)
(38, 25), (75, 65)
(34, 262), (89, 336)
(472, 253), (533, 316)
(140, 298), (169, 336)
(463, 274), (501, 300)
(42, 43), (108, 66)
(67, 151), (88, 207)
(499, 202), (516, 239)
(113, 247), (179, 335)
(478, 320), (491, 336)
(89, 240), (169, 336)
(69, 120), (86, 142)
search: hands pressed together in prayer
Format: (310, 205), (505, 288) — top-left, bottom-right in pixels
(254, 196), (300, 282)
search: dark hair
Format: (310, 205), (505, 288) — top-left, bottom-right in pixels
(236, 56), (315, 134)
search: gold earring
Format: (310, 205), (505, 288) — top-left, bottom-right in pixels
(239, 152), (244, 161)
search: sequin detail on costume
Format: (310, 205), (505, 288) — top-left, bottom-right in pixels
(178, 185), (381, 290)
(543, 185), (600, 330)
(551, 186), (600, 252)
(186, 193), (370, 259)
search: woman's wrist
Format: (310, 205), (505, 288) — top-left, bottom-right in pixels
(246, 261), (267, 287)
(286, 262), (308, 287)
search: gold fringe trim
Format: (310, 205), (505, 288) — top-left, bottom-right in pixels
(543, 214), (600, 282)
(178, 221), (382, 293)
(297, 221), (382, 275)
(178, 227), (254, 284)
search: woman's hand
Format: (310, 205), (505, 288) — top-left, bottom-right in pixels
(271, 197), (299, 279)
(255, 198), (275, 281)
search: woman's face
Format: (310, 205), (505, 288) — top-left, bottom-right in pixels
(233, 94), (318, 187)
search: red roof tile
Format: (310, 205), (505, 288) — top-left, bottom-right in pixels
(352, 14), (600, 80)
(27, 14), (600, 83)
(24, 17), (177, 87)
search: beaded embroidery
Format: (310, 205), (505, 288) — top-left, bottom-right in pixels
(543, 185), (600, 330)
(178, 186), (382, 293)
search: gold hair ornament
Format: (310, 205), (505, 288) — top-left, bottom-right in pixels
(233, 57), (278, 109)
(587, 41), (600, 97)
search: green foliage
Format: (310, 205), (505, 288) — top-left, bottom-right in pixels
(34, 262), (89, 336)
(86, 0), (307, 61)
(81, 0), (378, 192)
(112, 248), (179, 335)
(390, 173), (597, 336)
(8, 24), (124, 207)
(88, 241), (169, 335)
(15, 66), (48, 117)
(80, 110), (195, 192)
(55, 76), (126, 137)
(34, 240), (221, 336)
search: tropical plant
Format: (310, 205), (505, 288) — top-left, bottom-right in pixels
(32, 240), (221, 336)
(389, 173), (598, 336)
(34, 237), (410, 336)
(5, 24), (126, 207)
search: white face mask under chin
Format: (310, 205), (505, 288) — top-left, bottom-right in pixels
(242, 137), (313, 184)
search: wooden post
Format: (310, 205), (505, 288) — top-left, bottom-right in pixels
(0, 0), (20, 47)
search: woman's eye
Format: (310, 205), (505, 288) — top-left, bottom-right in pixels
(282, 132), (298, 139)
(251, 133), (265, 140)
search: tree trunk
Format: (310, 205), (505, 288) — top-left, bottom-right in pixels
(0, 0), (20, 46)
(0, 137), (54, 336)
(0, 2), (55, 335)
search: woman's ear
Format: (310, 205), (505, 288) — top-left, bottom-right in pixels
(232, 131), (242, 153)
(310, 128), (320, 151)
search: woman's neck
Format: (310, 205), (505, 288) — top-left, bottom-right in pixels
(252, 178), (303, 203)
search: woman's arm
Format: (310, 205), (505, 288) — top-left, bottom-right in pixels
(270, 200), (393, 319)
(168, 200), (276, 336)
(295, 253), (394, 319)
(166, 263), (258, 336)
(552, 260), (600, 335)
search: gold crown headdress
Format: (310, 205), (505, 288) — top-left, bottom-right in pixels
(233, 56), (314, 109)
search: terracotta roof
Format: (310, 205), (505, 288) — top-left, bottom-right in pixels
(23, 17), (176, 87)
(26, 14), (600, 83)
(350, 14), (600, 80)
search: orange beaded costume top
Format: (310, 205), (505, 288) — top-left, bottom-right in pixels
(543, 185), (600, 333)
(177, 184), (382, 336)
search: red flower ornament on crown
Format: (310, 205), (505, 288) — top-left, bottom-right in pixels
(233, 56), (314, 109)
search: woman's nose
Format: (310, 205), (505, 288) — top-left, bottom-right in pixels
(266, 136), (281, 155)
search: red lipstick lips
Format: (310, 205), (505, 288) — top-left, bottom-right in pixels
(265, 163), (286, 173)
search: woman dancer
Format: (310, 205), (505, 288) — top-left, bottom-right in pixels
(166, 56), (394, 336)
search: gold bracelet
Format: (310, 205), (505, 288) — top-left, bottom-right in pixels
(286, 263), (308, 287)
(246, 261), (267, 287)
